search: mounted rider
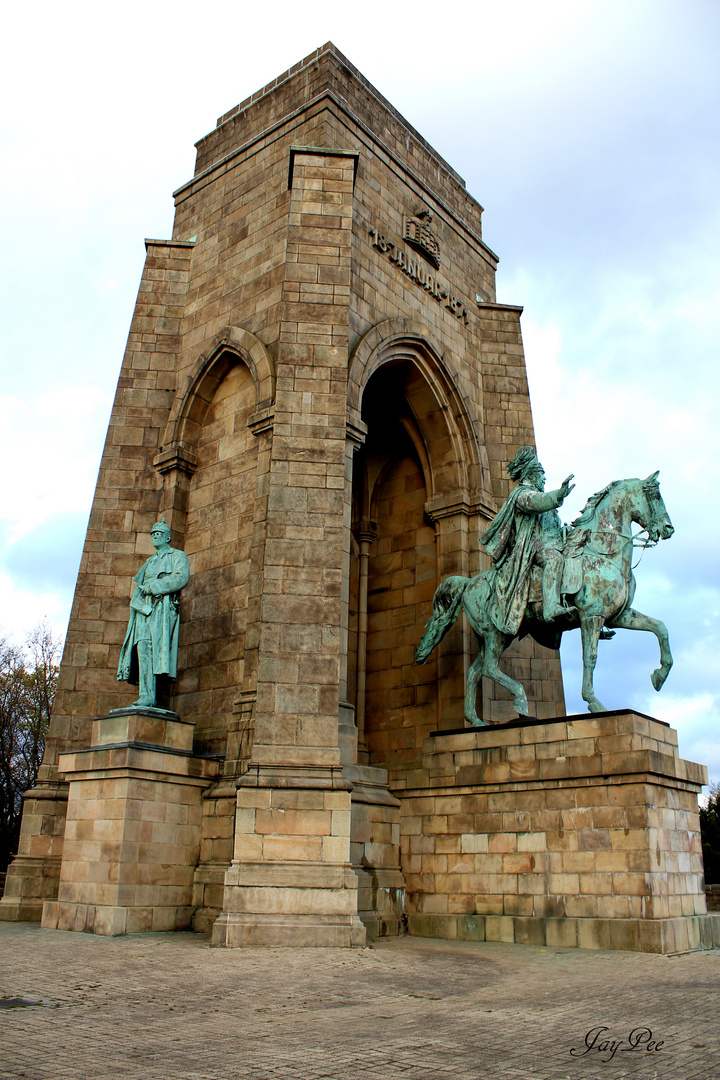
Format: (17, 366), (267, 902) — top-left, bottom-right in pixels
(479, 446), (574, 635)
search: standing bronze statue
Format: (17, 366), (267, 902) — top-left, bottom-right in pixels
(416, 452), (674, 719)
(117, 519), (190, 709)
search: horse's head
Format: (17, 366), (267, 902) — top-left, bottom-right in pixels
(637, 471), (674, 542)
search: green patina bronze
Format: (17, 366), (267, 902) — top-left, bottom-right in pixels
(416, 447), (674, 720)
(117, 519), (190, 709)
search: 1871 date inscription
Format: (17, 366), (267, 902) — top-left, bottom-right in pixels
(369, 226), (469, 325)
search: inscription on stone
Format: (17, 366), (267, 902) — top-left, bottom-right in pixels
(369, 226), (469, 324)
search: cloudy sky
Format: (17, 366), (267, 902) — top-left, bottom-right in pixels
(2, 1), (718, 782)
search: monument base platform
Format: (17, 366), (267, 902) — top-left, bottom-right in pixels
(408, 912), (720, 954)
(39, 709), (218, 936)
(346, 763), (405, 938)
(0, 782), (68, 923)
(397, 710), (714, 954)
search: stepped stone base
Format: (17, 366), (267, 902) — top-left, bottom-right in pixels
(212, 911), (366, 948)
(0, 783), (68, 923)
(399, 710), (714, 953)
(211, 861), (367, 947)
(408, 912), (720, 953)
(40, 709), (218, 936)
(41, 901), (196, 936)
(212, 763), (367, 948)
(346, 763), (405, 938)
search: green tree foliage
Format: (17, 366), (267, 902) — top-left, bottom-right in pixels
(699, 781), (720, 885)
(0, 625), (60, 873)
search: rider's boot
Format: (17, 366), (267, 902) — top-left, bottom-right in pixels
(542, 557), (572, 622)
(132, 641), (157, 708)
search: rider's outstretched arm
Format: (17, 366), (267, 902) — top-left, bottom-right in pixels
(516, 487), (568, 515)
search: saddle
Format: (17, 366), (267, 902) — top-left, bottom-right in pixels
(527, 556), (583, 605)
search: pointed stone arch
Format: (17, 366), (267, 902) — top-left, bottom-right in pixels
(348, 317), (491, 502)
(159, 325), (275, 463)
(346, 320), (495, 774)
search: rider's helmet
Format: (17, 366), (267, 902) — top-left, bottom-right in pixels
(507, 446), (540, 482)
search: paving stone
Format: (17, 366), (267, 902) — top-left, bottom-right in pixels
(1, 924), (719, 1079)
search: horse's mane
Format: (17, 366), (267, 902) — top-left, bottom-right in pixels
(570, 481), (622, 529)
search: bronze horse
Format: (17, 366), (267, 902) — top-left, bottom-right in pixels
(415, 473), (674, 720)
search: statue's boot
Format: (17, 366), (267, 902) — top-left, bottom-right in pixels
(542, 558), (574, 622)
(132, 641), (157, 707)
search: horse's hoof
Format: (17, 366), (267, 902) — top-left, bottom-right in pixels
(587, 700), (607, 713)
(651, 668), (667, 691)
(469, 719), (488, 728)
(513, 697), (529, 716)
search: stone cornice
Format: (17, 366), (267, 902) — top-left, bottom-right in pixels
(248, 406), (274, 437)
(144, 238), (197, 250)
(424, 491), (495, 523)
(153, 444), (198, 476)
(475, 302), (524, 315)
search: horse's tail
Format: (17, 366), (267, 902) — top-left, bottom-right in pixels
(415, 576), (469, 664)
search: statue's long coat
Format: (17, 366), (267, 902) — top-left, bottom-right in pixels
(117, 548), (190, 682)
(479, 483), (564, 635)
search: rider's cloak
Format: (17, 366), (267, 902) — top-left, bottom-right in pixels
(479, 483), (564, 634)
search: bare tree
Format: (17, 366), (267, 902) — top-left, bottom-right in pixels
(0, 624), (60, 873)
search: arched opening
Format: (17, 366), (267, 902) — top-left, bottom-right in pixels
(172, 357), (258, 755)
(349, 344), (477, 780)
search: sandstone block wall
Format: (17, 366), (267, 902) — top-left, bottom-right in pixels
(3, 43), (566, 939)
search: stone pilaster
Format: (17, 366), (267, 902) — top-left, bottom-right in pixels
(214, 149), (366, 946)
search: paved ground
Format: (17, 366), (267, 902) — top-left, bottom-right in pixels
(0, 924), (718, 1080)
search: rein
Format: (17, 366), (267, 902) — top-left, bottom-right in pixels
(578, 528), (657, 569)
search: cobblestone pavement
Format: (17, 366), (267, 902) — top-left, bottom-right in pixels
(0, 924), (718, 1080)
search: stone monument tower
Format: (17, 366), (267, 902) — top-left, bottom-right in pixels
(3, 45), (711, 953)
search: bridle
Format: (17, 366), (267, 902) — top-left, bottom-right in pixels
(576, 479), (662, 569)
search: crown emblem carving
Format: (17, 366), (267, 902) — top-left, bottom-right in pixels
(403, 209), (440, 269)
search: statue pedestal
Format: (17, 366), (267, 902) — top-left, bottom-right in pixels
(400, 710), (720, 953)
(0, 781), (67, 923)
(40, 709), (218, 936)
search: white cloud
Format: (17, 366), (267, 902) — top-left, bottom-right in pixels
(0, 1), (718, 781)
(0, 573), (70, 650)
(633, 691), (720, 783)
(0, 388), (111, 541)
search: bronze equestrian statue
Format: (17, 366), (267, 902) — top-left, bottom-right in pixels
(416, 447), (674, 720)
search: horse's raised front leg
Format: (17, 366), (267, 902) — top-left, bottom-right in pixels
(482, 629), (529, 717)
(609, 607), (673, 691)
(464, 643), (486, 727)
(579, 614), (607, 712)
